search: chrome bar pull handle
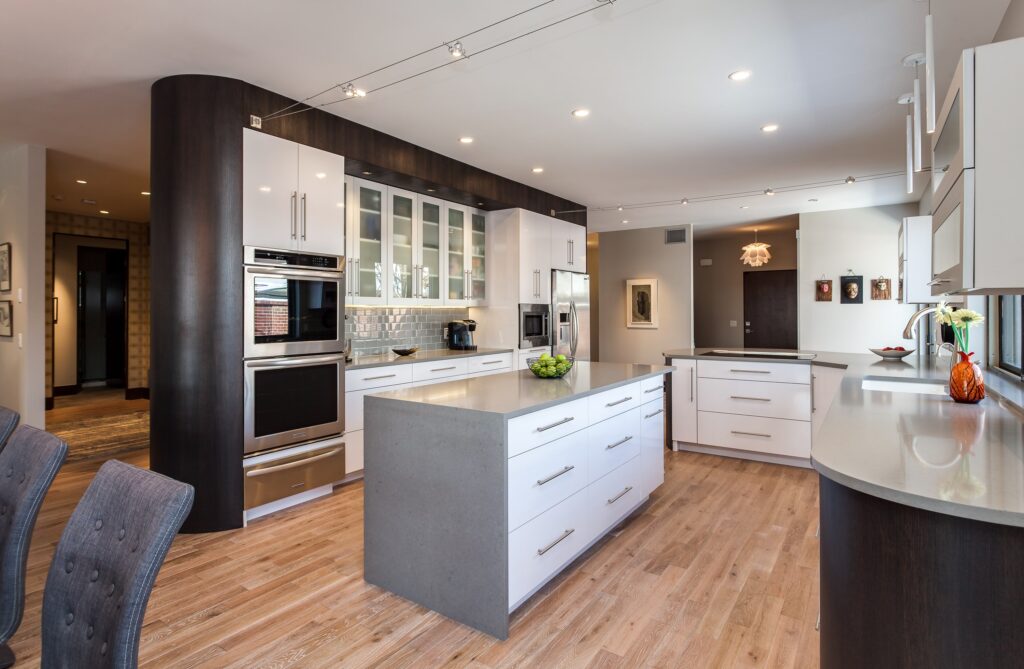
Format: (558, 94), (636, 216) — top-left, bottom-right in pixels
(290, 191), (298, 239)
(537, 528), (575, 556)
(730, 395), (772, 402)
(645, 409), (665, 419)
(607, 486), (633, 505)
(300, 192), (307, 240)
(536, 416), (575, 433)
(605, 396), (633, 407)
(730, 368), (771, 374)
(606, 435), (633, 450)
(731, 430), (772, 438)
(537, 465), (575, 486)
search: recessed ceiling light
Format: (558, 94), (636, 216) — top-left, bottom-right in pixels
(361, 171), (373, 176)
(259, 186), (271, 192)
(76, 179), (87, 184)
(621, 220), (630, 224)
(140, 191), (150, 196)
(740, 205), (751, 209)
(477, 202), (484, 206)
(81, 198), (96, 205)
(426, 188), (436, 193)
(532, 167), (544, 174)
(761, 123), (779, 133)
(571, 108), (591, 118)
(315, 172), (327, 179)
(99, 210), (110, 215)
(728, 70), (752, 82)
(459, 136), (474, 144)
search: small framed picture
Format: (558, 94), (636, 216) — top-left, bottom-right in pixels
(626, 279), (659, 329)
(0, 300), (12, 337)
(871, 277), (891, 300)
(0, 243), (10, 292)
(840, 275), (863, 304)
(815, 279), (832, 302)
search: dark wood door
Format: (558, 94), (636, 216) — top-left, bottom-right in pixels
(743, 270), (797, 349)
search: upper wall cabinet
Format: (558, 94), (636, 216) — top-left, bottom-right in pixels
(346, 178), (388, 305)
(550, 218), (587, 272)
(242, 129), (345, 256)
(930, 38), (1024, 295)
(517, 210), (552, 304)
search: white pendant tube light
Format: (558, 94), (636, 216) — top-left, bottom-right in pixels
(898, 93), (914, 194)
(903, 53), (925, 172)
(925, 9), (936, 133)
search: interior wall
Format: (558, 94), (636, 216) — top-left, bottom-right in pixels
(0, 143), (46, 428)
(597, 226), (692, 365)
(52, 234), (128, 389)
(587, 232), (600, 361)
(798, 204), (917, 353)
(693, 220), (798, 348)
(995, 0), (1024, 41)
(44, 211), (150, 398)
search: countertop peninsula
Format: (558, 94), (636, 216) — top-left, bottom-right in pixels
(347, 347), (513, 370)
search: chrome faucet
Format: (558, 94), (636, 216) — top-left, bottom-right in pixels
(903, 306), (938, 339)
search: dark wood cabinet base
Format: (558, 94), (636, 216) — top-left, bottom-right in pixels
(819, 475), (1024, 668)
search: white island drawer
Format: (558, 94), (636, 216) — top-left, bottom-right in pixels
(507, 398), (589, 458)
(639, 375), (665, 402)
(466, 352), (513, 375)
(697, 377), (810, 421)
(508, 429), (588, 531)
(587, 407), (641, 482)
(697, 411), (811, 458)
(587, 454), (643, 536)
(697, 360), (810, 384)
(346, 365), (414, 392)
(588, 382), (642, 425)
(411, 358), (469, 382)
(509, 488), (592, 609)
(640, 398), (666, 494)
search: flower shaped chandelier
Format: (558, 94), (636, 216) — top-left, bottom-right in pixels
(740, 229), (772, 267)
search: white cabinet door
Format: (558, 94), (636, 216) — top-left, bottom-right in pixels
(518, 210), (552, 304)
(445, 204), (470, 306)
(671, 360), (697, 444)
(344, 429), (364, 474)
(387, 187), (419, 305)
(296, 144), (345, 256)
(243, 129), (299, 250)
(468, 210), (487, 306)
(349, 178), (388, 305)
(418, 196), (444, 305)
(550, 220), (572, 272)
(568, 223), (587, 271)
(641, 398), (665, 495)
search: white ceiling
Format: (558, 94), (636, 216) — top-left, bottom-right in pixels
(0, 0), (1010, 227)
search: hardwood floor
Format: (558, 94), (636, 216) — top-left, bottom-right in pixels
(46, 388), (150, 461)
(10, 449), (821, 668)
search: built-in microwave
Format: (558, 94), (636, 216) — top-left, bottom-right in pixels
(930, 169), (973, 296)
(243, 353), (345, 455)
(244, 247), (345, 359)
(519, 303), (551, 349)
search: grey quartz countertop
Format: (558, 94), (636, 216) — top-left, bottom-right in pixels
(347, 347), (514, 370)
(367, 361), (671, 418)
(662, 347), (847, 369)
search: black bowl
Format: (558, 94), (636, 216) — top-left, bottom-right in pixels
(392, 347), (420, 357)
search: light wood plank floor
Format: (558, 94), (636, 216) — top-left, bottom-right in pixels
(10, 449), (821, 668)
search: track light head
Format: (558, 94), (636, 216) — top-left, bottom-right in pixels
(845, 176), (856, 185)
(449, 41), (465, 58)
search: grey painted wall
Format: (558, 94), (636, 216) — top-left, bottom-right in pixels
(996, 0), (1024, 41)
(597, 226), (693, 364)
(693, 222), (798, 348)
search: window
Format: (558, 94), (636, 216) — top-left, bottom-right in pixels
(998, 295), (1022, 377)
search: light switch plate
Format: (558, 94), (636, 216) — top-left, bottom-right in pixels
(729, 320), (737, 327)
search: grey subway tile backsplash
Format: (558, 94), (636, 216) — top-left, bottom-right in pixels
(345, 307), (470, 355)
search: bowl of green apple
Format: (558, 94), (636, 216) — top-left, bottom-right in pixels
(527, 353), (574, 379)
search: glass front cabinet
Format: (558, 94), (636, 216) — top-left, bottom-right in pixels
(345, 177), (487, 307)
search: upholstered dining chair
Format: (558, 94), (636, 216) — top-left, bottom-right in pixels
(0, 407), (18, 452)
(40, 460), (193, 669)
(0, 426), (68, 669)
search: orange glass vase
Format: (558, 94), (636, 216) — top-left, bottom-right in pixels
(949, 351), (985, 404)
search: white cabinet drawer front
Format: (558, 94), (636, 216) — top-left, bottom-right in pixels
(508, 429), (588, 531)
(466, 352), (513, 375)
(507, 398), (589, 458)
(346, 365), (414, 392)
(697, 411), (811, 458)
(344, 429), (364, 474)
(639, 374), (666, 402)
(698, 378), (810, 421)
(411, 358), (469, 382)
(641, 399), (666, 494)
(588, 383), (642, 424)
(697, 360), (810, 384)
(508, 488), (592, 608)
(587, 408), (642, 482)
(588, 455), (643, 536)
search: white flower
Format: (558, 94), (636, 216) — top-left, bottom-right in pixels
(951, 309), (985, 328)
(934, 301), (955, 326)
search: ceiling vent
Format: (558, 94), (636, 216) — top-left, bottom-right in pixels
(81, 198), (97, 205)
(665, 228), (687, 244)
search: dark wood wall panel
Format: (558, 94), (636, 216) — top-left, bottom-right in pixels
(150, 75), (247, 532)
(819, 475), (1024, 668)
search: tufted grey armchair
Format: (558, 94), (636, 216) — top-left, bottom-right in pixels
(0, 407), (18, 452)
(41, 460), (194, 669)
(0, 426), (68, 668)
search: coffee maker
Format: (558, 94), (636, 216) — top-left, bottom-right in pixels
(447, 320), (478, 350)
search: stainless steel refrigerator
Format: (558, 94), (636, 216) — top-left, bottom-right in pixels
(551, 270), (591, 361)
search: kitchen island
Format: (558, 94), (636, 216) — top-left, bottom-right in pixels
(362, 362), (670, 638)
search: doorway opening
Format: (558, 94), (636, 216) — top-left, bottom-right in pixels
(743, 269), (798, 349)
(76, 245), (127, 388)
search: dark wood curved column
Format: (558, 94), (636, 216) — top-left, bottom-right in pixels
(150, 75), (247, 532)
(819, 475), (1024, 669)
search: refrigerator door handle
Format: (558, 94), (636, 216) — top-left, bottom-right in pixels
(570, 300), (579, 358)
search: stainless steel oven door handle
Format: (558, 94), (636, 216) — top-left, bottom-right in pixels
(245, 353), (345, 369)
(245, 266), (344, 280)
(245, 448), (343, 477)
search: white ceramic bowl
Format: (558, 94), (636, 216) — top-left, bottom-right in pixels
(870, 347), (915, 360)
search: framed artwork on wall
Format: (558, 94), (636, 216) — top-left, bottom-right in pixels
(816, 279), (833, 302)
(871, 277), (892, 300)
(626, 279), (659, 329)
(840, 275), (863, 304)
(0, 243), (10, 292)
(0, 300), (12, 337)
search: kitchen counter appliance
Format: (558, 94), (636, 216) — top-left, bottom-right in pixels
(447, 320), (478, 350)
(518, 303), (550, 349)
(552, 270), (590, 361)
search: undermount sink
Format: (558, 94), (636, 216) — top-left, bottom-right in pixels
(861, 377), (948, 396)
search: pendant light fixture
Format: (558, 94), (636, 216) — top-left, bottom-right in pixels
(898, 93), (914, 194)
(740, 229), (772, 267)
(916, 0), (937, 133)
(903, 53), (925, 172)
